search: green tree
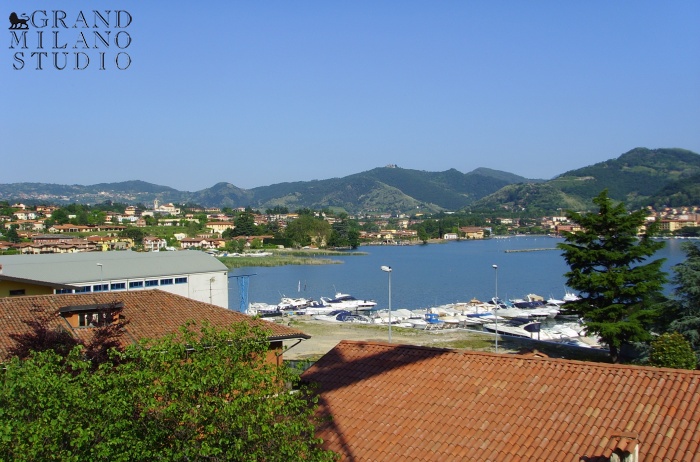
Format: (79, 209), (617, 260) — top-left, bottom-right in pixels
(417, 227), (429, 243)
(265, 206), (289, 215)
(557, 190), (667, 363)
(285, 215), (331, 248)
(347, 229), (360, 249)
(5, 225), (20, 243)
(0, 324), (337, 461)
(648, 332), (697, 370)
(233, 212), (257, 237)
(225, 238), (246, 253)
(49, 208), (70, 225)
(120, 227), (146, 245)
(185, 220), (203, 237)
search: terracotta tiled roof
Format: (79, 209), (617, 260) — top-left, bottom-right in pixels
(0, 290), (308, 357)
(301, 340), (700, 461)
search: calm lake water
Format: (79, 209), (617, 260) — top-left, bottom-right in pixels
(228, 237), (690, 311)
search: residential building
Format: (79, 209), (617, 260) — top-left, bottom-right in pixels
(459, 226), (486, 239)
(206, 221), (235, 234)
(31, 234), (75, 245)
(153, 201), (181, 215)
(15, 239), (93, 254)
(659, 219), (698, 233)
(180, 237), (226, 250)
(47, 224), (92, 233)
(302, 340), (700, 461)
(0, 251), (228, 307)
(142, 236), (167, 251)
(0, 290), (309, 365)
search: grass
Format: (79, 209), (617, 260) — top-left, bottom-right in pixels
(218, 255), (343, 269)
(218, 248), (367, 269)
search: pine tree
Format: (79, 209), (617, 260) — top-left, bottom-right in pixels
(557, 190), (667, 363)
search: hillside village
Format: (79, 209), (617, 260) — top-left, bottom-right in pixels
(1, 200), (699, 255)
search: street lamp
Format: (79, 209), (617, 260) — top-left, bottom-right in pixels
(492, 264), (499, 353)
(380, 266), (392, 343)
(209, 277), (215, 304)
(97, 263), (104, 292)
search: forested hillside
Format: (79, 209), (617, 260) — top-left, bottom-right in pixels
(0, 148), (697, 213)
(470, 148), (700, 213)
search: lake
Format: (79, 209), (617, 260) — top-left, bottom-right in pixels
(228, 236), (691, 311)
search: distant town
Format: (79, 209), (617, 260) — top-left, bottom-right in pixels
(1, 199), (699, 255)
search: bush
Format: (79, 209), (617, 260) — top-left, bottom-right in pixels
(649, 332), (697, 370)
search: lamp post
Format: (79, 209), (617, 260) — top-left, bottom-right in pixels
(380, 266), (392, 343)
(97, 263), (104, 292)
(209, 277), (215, 304)
(492, 264), (498, 353)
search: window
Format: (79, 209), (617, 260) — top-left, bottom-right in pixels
(93, 284), (109, 292)
(9, 289), (25, 296)
(145, 279), (159, 287)
(55, 288), (74, 294)
(78, 312), (112, 327)
(110, 282), (126, 291)
(76, 286), (91, 293)
(160, 278), (173, 286)
(129, 281), (143, 289)
(175, 277), (188, 284)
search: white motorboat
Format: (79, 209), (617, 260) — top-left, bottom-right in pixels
(319, 292), (377, 311)
(482, 320), (558, 341)
(314, 309), (372, 323)
(277, 297), (313, 311)
(246, 302), (281, 317)
(442, 316), (461, 328)
(563, 291), (581, 302)
(409, 319), (428, 329)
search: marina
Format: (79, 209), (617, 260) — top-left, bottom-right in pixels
(230, 236), (687, 312)
(250, 293), (600, 348)
(230, 236), (689, 349)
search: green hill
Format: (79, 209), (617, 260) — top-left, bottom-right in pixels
(0, 147), (697, 213)
(472, 148), (700, 213)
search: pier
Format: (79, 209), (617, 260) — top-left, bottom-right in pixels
(504, 248), (557, 253)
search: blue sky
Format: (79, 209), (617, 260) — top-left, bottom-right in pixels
(3, 1), (699, 191)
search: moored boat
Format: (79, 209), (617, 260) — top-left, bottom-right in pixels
(319, 292), (378, 311)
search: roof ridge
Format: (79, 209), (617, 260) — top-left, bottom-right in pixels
(335, 339), (700, 375)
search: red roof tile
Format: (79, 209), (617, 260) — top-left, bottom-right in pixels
(0, 290), (308, 357)
(302, 340), (700, 461)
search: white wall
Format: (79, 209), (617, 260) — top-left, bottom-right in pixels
(68, 270), (229, 309)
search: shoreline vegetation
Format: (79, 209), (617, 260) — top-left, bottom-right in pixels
(218, 248), (366, 269)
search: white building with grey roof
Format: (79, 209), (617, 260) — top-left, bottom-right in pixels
(0, 251), (229, 308)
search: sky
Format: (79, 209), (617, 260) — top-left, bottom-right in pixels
(3, 1), (699, 192)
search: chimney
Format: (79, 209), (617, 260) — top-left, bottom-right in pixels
(607, 432), (639, 462)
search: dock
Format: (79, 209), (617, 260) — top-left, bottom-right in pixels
(504, 248), (557, 253)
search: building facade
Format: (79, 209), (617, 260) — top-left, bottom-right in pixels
(0, 251), (229, 308)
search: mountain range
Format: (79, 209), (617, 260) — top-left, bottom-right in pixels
(1, 148), (698, 214)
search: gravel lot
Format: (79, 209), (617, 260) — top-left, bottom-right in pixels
(279, 317), (609, 362)
(281, 317), (503, 360)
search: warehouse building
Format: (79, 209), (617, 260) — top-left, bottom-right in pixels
(0, 251), (228, 308)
